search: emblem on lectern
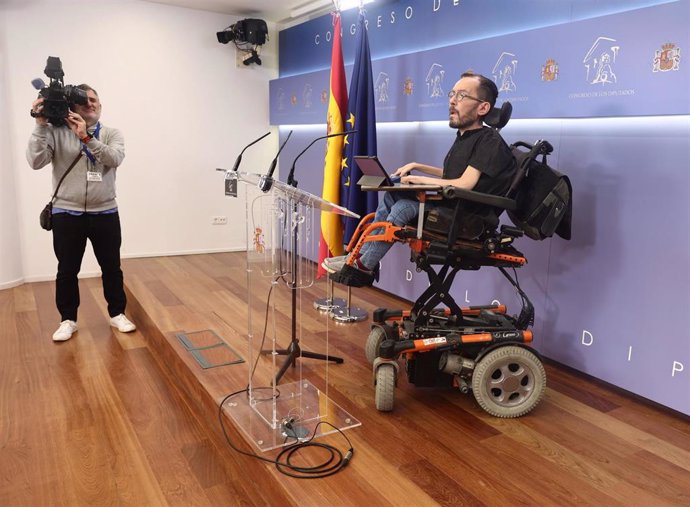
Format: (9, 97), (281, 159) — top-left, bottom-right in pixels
(253, 227), (265, 253)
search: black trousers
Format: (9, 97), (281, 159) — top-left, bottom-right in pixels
(52, 212), (126, 322)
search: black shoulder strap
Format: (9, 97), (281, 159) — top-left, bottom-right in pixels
(50, 152), (83, 203)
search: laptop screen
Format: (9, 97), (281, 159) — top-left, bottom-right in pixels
(354, 156), (393, 186)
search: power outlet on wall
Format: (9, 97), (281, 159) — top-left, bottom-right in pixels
(211, 216), (228, 225)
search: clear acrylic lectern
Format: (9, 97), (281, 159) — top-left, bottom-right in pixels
(221, 170), (361, 451)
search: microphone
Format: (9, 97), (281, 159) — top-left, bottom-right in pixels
(286, 130), (357, 187)
(232, 131), (271, 173)
(259, 130), (293, 192)
(31, 78), (46, 90)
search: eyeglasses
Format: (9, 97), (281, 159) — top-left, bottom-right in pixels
(447, 90), (485, 103)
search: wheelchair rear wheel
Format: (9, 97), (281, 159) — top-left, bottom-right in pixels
(471, 345), (546, 418)
(375, 363), (396, 411)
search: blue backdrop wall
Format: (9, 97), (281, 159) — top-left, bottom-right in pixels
(269, 0), (690, 415)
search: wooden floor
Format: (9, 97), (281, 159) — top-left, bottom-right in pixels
(2, 252), (689, 506)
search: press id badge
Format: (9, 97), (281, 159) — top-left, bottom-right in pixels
(87, 171), (103, 182)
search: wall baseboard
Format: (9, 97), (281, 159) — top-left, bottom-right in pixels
(21, 271), (101, 285)
(121, 247), (244, 259)
(0, 277), (26, 290)
(1, 247), (246, 289)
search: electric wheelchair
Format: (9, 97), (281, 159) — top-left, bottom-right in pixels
(330, 103), (571, 418)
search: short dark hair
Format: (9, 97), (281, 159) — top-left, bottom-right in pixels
(77, 84), (98, 96)
(461, 71), (498, 108)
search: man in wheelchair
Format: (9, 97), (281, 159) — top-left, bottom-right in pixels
(321, 72), (571, 417)
(322, 71), (516, 279)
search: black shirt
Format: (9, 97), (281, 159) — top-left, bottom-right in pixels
(441, 126), (517, 230)
(443, 126), (516, 195)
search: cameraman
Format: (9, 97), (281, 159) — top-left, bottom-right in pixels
(27, 85), (136, 341)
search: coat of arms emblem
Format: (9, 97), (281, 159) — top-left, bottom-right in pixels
(653, 43), (681, 72)
(541, 58), (559, 81)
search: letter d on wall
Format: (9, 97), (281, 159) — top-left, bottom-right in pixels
(582, 330), (594, 346)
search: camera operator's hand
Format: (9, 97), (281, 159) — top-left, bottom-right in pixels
(31, 98), (48, 126)
(66, 111), (88, 139)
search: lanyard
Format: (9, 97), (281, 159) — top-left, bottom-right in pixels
(81, 122), (101, 165)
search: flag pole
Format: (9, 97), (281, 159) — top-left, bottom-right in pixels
(314, 277), (346, 311)
(318, 1), (377, 322)
(330, 286), (368, 322)
(314, 4), (347, 310)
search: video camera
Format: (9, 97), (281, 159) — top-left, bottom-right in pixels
(216, 18), (268, 46)
(31, 57), (87, 127)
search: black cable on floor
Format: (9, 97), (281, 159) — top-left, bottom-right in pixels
(220, 276), (354, 478)
(218, 389), (354, 479)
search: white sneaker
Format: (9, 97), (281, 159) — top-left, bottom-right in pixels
(53, 320), (78, 341)
(321, 255), (350, 274)
(110, 314), (136, 333)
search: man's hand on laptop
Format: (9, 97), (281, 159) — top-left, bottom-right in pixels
(392, 163), (415, 178)
(401, 174), (433, 185)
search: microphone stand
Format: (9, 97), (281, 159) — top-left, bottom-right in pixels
(259, 131), (292, 193)
(217, 131), (271, 195)
(271, 130), (356, 384)
(232, 131), (271, 173)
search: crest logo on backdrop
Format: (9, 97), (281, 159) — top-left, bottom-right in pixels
(493, 52), (518, 92)
(303, 84), (313, 109)
(403, 77), (414, 96)
(584, 37), (620, 85)
(653, 42), (681, 72)
(541, 58), (559, 81)
(376, 72), (390, 103)
(426, 63), (446, 99)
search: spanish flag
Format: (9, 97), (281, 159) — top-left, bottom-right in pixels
(317, 12), (348, 278)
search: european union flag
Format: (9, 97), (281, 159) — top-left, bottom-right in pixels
(341, 10), (377, 244)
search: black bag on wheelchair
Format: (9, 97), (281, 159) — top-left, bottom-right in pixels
(508, 143), (572, 241)
(425, 205), (497, 241)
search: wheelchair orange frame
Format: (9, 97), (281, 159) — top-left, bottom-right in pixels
(329, 140), (559, 417)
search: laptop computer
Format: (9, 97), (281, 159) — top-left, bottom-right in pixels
(354, 156), (400, 187)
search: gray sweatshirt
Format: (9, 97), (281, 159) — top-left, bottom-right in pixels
(27, 123), (125, 212)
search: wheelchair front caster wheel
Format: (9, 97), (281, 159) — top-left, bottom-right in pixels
(471, 345), (546, 418)
(366, 326), (387, 364)
(374, 363), (396, 411)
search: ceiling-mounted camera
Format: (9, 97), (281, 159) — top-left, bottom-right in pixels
(217, 18), (268, 66)
(217, 18), (268, 46)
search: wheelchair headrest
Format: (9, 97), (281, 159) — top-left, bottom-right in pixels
(484, 101), (512, 130)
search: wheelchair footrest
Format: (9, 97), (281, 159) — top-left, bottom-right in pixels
(329, 264), (376, 288)
(373, 308), (404, 323)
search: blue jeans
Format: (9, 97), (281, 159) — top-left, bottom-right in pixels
(359, 191), (437, 269)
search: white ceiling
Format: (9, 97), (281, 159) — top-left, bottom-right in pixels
(141, 0), (335, 24)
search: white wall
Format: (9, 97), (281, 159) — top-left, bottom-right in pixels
(1, 0), (278, 288)
(0, 25), (23, 288)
